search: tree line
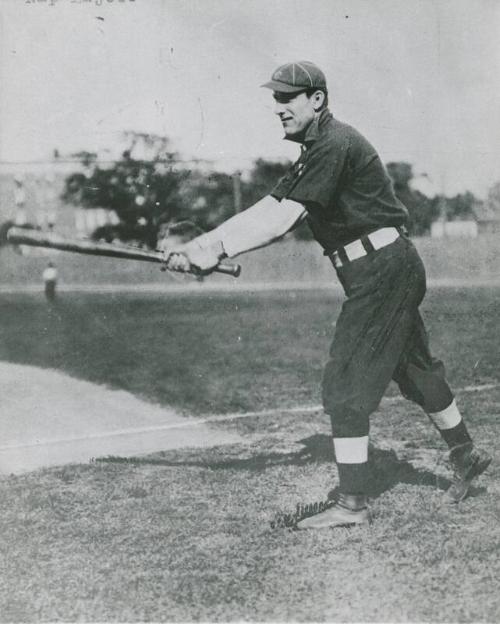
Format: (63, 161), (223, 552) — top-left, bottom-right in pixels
(61, 132), (484, 248)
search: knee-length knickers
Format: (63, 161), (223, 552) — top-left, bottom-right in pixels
(323, 234), (454, 438)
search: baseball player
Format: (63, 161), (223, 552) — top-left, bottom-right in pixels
(164, 61), (491, 530)
(43, 261), (58, 301)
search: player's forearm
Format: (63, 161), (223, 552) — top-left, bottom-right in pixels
(198, 195), (306, 258)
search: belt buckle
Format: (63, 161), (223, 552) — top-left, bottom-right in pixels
(344, 238), (366, 262)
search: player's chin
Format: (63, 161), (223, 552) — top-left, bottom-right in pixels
(282, 125), (301, 138)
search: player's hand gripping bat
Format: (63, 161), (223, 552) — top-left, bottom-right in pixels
(157, 220), (231, 276)
(6, 227), (241, 277)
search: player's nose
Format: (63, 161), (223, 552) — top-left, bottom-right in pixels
(274, 100), (287, 116)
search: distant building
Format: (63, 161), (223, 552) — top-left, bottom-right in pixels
(0, 164), (118, 238)
(430, 219), (478, 239)
(431, 198), (500, 239)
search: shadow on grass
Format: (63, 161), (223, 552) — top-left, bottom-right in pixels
(97, 433), (454, 497)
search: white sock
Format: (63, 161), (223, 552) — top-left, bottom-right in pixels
(333, 436), (369, 463)
(428, 399), (462, 430)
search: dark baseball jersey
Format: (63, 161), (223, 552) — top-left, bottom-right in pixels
(271, 110), (409, 251)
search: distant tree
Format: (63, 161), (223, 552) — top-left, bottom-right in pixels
(62, 133), (191, 248)
(71, 151), (97, 168)
(386, 162), (437, 235)
(241, 158), (291, 207)
(178, 170), (236, 232)
(486, 181), (500, 212)
(386, 162), (414, 191)
(443, 191), (477, 221)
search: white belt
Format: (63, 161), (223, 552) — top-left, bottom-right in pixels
(331, 227), (401, 268)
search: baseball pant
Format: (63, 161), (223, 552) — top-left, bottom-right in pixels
(323, 233), (454, 437)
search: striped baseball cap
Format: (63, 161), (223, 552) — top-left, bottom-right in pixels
(261, 61), (327, 93)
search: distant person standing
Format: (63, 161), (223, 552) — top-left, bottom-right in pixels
(13, 174), (27, 226)
(43, 262), (58, 302)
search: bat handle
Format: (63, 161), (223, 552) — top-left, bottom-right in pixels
(214, 262), (241, 277)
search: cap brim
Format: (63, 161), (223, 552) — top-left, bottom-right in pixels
(260, 80), (307, 93)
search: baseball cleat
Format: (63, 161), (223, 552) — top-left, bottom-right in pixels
(445, 443), (492, 503)
(296, 493), (370, 530)
(270, 499), (334, 530)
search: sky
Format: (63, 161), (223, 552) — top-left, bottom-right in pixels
(0, 0), (499, 198)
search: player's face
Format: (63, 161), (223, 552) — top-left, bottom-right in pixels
(273, 91), (317, 138)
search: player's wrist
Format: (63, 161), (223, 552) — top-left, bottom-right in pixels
(213, 240), (227, 260)
(193, 232), (218, 249)
(190, 236), (227, 260)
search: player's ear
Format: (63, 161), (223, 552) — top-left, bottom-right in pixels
(312, 90), (325, 111)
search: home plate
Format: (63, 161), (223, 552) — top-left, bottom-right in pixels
(0, 363), (242, 474)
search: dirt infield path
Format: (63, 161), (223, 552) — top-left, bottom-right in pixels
(2, 359), (497, 476)
(0, 362), (242, 474)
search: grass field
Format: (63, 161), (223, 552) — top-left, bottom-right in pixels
(0, 286), (499, 621)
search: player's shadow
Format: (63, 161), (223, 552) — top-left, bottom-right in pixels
(99, 433), (458, 497)
(367, 443), (448, 497)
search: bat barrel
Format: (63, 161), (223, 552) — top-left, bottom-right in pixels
(7, 227), (241, 277)
(8, 227), (162, 262)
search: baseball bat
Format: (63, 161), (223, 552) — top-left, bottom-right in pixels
(7, 227), (241, 277)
